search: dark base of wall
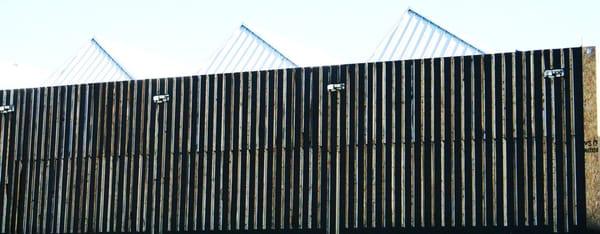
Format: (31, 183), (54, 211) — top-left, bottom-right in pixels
(343, 226), (586, 234)
(23, 226), (600, 233)
(169, 229), (326, 234)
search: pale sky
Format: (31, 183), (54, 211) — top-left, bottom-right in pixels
(0, 0), (598, 88)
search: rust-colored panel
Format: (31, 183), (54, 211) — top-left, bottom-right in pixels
(583, 47), (599, 230)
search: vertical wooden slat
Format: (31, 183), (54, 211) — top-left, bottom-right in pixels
(49, 86), (63, 232)
(553, 48), (565, 232)
(7, 89), (20, 233)
(229, 73), (240, 230)
(484, 54), (494, 226)
(257, 71), (267, 229)
(16, 88), (34, 232)
(196, 75), (206, 231)
(505, 52), (515, 227)
(443, 57), (453, 226)
(129, 81), (141, 232)
(162, 78), (174, 232)
(525, 51), (536, 226)
(384, 61), (393, 228)
(0, 90), (6, 232)
(495, 53), (505, 227)
(293, 68), (302, 230)
(532, 50), (545, 226)
(224, 73), (233, 230)
(542, 49), (554, 229)
(310, 67), (319, 229)
(321, 66), (330, 231)
(573, 47), (586, 229)
(393, 60), (402, 228)
(415, 60), (424, 228)
(434, 58), (443, 227)
(145, 79), (156, 233)
(302, 68), (313, 229)
(423, 59), (432, 228)
(320, 66), (328, 230)
(21, 89), (34, 232)
(341, 65), (349, 230)
(465, 55), (475, 227)
(330, 65), (339, 232)
(515, 51), (526, 226)
(562, 48), (574, 231)
(204, 75), (215, 230)
(240, 72), (250, 229)
(0, 90), (6, 230)
(117, 81), (129, 232)
(403, 60), (412, 227)
(66, 85), (82, 232)
(374, 62), (383, 229)
(59, 86), (72, 232)
(274, 70), (283, 229)
(140, 80), (151, 232)
(357, 63), (365, 228)
(248, 71), (257, 229)
(474, 55), (483, 226)
(453, 57), (463, 227)
(213, 74), (224, 230)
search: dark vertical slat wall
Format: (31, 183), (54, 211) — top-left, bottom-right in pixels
(0, 47), (589, 233)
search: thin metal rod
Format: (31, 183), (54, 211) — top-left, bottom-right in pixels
(220, 30), (251, 73)
(237, 37), (261, 72)
(204, 29), (243, 74)
(417, 26), (436, 59)
(383, 13), (414, 61)
(69, 47), (104, 84)
(42, 43), (87, 86)
(397, 17), (423, 59)
(210, 29), (244, 73)
(248, 45), (269, 71)
(369, 11), (408, 61)
(229, 32), (258, 72)
(407, 20), (430, 59)
(427, 33), (444, 58)
(54, 42), (95, 85)
(437, 36), (452, 57)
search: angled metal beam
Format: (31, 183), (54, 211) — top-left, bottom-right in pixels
(91, 38), (134, 80)
(407, 9), (484, 54)
(239, 24), (298, 67)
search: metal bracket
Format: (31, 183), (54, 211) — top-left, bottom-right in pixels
(544, 68), (565, 79)
(152, 94), (170, 104)
(0, 105), (14, 114)
(327, 83), (345, 93)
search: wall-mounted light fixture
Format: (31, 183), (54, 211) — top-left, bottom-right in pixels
(544, 68), (565, 79)
(0, 105), (14, 114)
(152, 94), (170, 104)
(327, 83), (345, 93)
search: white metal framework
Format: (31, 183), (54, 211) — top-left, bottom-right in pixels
(202, 24), (298, 74)
(42, 38), (134, 87)
(370, 9), (484, 62)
